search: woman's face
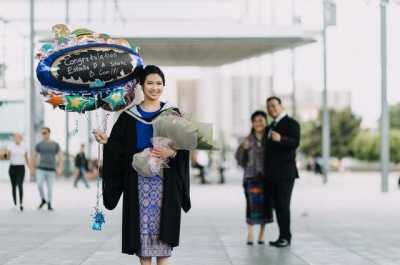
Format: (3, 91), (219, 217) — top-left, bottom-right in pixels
(252, 115), (267, 133)
(14, 133), (22, 144)
(142, 73), (164, 101)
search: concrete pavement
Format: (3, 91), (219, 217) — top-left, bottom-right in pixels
(0, 170), (399, 265)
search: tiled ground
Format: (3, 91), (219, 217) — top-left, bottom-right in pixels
(0, 171), (399, 265)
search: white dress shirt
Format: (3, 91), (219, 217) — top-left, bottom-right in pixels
(268, 112), (287, 138)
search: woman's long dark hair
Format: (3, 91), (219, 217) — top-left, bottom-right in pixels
(250, 110), (268, 135)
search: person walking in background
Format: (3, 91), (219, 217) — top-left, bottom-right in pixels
(235, 111), (273, 245)
(218, 147), (227, 184)
(264, 97), (300, 248)
(31, 127), (63, 211)
(313, 156), (323, 175)
(191, 150), (210, 184)
(6, 133), (29, 211)
(74, 143), (89, 188)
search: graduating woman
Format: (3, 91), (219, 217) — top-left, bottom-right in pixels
(235, 111), (273, 245)
(94, 65), (191, 265)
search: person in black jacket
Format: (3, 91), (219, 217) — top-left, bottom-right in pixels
(94, 65), (191, 265)
(264, 96), (300, 248)
(73, 144), (89, 188)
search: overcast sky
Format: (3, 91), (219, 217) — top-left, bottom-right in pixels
(290, 0), (400, 128)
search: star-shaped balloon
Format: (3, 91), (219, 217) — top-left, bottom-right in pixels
(52, 24), (70, 45)
(102, 89), (126, 111)
(82, 97), (99, 112)
(71, 28), (94, 38)
(66, 95), (90, 112)
(41, 43), (54, 54)
(98, 33), (111, 43)
(46, 94), (64, 108)
(114, 38), (131, 48)
(70, 28), (95, 44)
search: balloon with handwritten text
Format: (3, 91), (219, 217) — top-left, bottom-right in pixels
(36, 24), (144, 112)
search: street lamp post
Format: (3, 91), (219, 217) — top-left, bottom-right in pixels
(0, 18), (7, 88)
(64, 0), (72, 178)
(380, 0), (389, 192)
(87, 0), (92, 160)
(29, 0), (36, 182)
(291, 0), (298, 119)
(321, 0), (335, 184)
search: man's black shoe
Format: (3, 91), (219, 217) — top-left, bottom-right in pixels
(269, 239), (280, 246)
(270, 239), (291, 248)
(38, 199), (46, 209)
(47, 202), (54, 211)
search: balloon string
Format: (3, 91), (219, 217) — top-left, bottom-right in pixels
(95, 107), (110, 210)
(70, 119), (79, 136)
(95, 103), (101, 210)
(96, 142), (101, 209)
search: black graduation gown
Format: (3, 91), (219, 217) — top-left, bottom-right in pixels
(101, 111), (191, 256)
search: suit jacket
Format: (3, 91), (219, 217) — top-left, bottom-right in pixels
(102, 111), (191, 256)
(264, 115), (300, 181)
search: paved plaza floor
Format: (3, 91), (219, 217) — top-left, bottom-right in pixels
(0, 170), (399, 265)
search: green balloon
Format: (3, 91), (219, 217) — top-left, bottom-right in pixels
(82, 97), (99, 112)
(41, 43), (54, 53)
(102, 89), (126, 111)
(65, 96), (89, 112)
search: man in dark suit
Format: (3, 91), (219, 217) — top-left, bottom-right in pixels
(264, 96), (300, 248)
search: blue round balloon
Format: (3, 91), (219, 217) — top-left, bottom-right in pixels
(36, 43), (144, 95)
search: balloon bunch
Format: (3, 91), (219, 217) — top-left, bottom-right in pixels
(36, 24), (144, 113)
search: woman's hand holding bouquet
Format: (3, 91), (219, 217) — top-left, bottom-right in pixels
(132, 109), (216, 177)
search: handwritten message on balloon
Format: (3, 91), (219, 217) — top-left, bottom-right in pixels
(37, 43), (143, 94)
(53, 46), (135, 85)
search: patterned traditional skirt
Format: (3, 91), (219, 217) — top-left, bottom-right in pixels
(243, 177), (273, 225)
(138, 175), (172, 257)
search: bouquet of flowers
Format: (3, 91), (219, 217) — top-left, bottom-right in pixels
(132, 109), (216, 177)
(132, 137), (173, 177)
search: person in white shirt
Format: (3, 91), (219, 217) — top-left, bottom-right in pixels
(6, 133), (29, 211)
(192, 150), (209, 184)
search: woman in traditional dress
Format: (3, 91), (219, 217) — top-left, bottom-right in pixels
(94, 65), (191, 265)
(235, 110), (273, 245)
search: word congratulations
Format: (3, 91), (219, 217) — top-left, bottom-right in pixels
(55, 48), (134, 84)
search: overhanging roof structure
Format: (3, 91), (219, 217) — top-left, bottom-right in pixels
(127, 36), (313, 67)
(122, 25), (316, 66)
(38, 24), (316, 67)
